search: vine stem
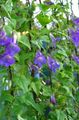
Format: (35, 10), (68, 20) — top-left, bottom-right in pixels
(27, 1), (39, 119)
(39, 0), (41, 4)
(70, 0), (73, 16)
(8, 66), (14, 96)
(5, 66), (13, 120)
(27, 0), (32, 49)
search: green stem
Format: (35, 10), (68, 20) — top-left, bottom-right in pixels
(49, 70), (53, 88)
(27, 0), (32, 49)
(5, 66), (13, 120)
(8, 66), (14, 96)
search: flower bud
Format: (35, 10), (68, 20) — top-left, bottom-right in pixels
(50, 95), (56, 104)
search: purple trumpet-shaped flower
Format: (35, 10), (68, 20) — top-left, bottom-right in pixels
(0, 30), (6, 39)
(0, 54), (15, 67)
(69, 29), (79, 48)
(0, 30), (9, 45)
(72, 55), (79, 64)
(0, 29), (20, 67)
(34, 51), (46, 68)
(73, 18), (79, 25)
(47, 56), (60, 72)
(50, 95), (56, 104)
(5, 43), (20, 56)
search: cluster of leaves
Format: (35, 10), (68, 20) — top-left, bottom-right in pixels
(0, 0), (79, 120)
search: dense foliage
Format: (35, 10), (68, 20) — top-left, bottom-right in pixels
(0, 0), (79, 120)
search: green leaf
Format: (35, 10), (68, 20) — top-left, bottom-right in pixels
(56, 110), (66, 120)
(17, 115), (25, 120)
(5, 0), (12, 12)
(4, 25), (13, 34)
(57, 48), (68, 57)
(31, 80), (41, 95)
(16, 18), (27, 29)
(43, 86), (52, 96)
(0, 91), (14, 103)
(9, 18), (16, 28)
(19, 35), (31, 49)
(38, 4), (50, 11)
(37, 12), (51, 26)
(21, 92), (42, 114)
(62, 86), (74, 99)
(40, 35), (50, 43)
(1, 4), (11, 18)
(13, 75), (30, 93)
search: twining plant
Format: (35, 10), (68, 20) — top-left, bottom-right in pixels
(0, 0), (79, 120)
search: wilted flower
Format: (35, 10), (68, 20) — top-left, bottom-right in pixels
(47, 56), (60, 72)
(34, 71), (40, 79)
(50, 95), (56, 104)
(31, 64), (39, 71)
(30, 64), (40, 78)
(42, 41), (47, 48)
(49, 33), (56, 48)
(45, 79), (51, 85)
(0, 29), (20, 67)
(34, 51), (46, 68)
(72, 55), (79, 64)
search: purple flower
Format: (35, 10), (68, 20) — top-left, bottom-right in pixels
(56, 37), (61, 41)
(5, 43), (20, 56)
(69, 29), (79, 48)
(0, 30), (6, 39)
(31, 64), (39, 71)
(73, 18), (79, 25)
(49, 33), (56, 48)
(50, 95), (56, 104)
(47, 56), (60, 72)
(72, 55), (79, 64)
(34, 51), (46, 68)
(44, 1), (54, 5)
(0, 31), (9, 45)
(0, 29), (20, 67)
(45, 79), (51, 85)
(0, 54), (15, 67)
(30, 64), (40, 78)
